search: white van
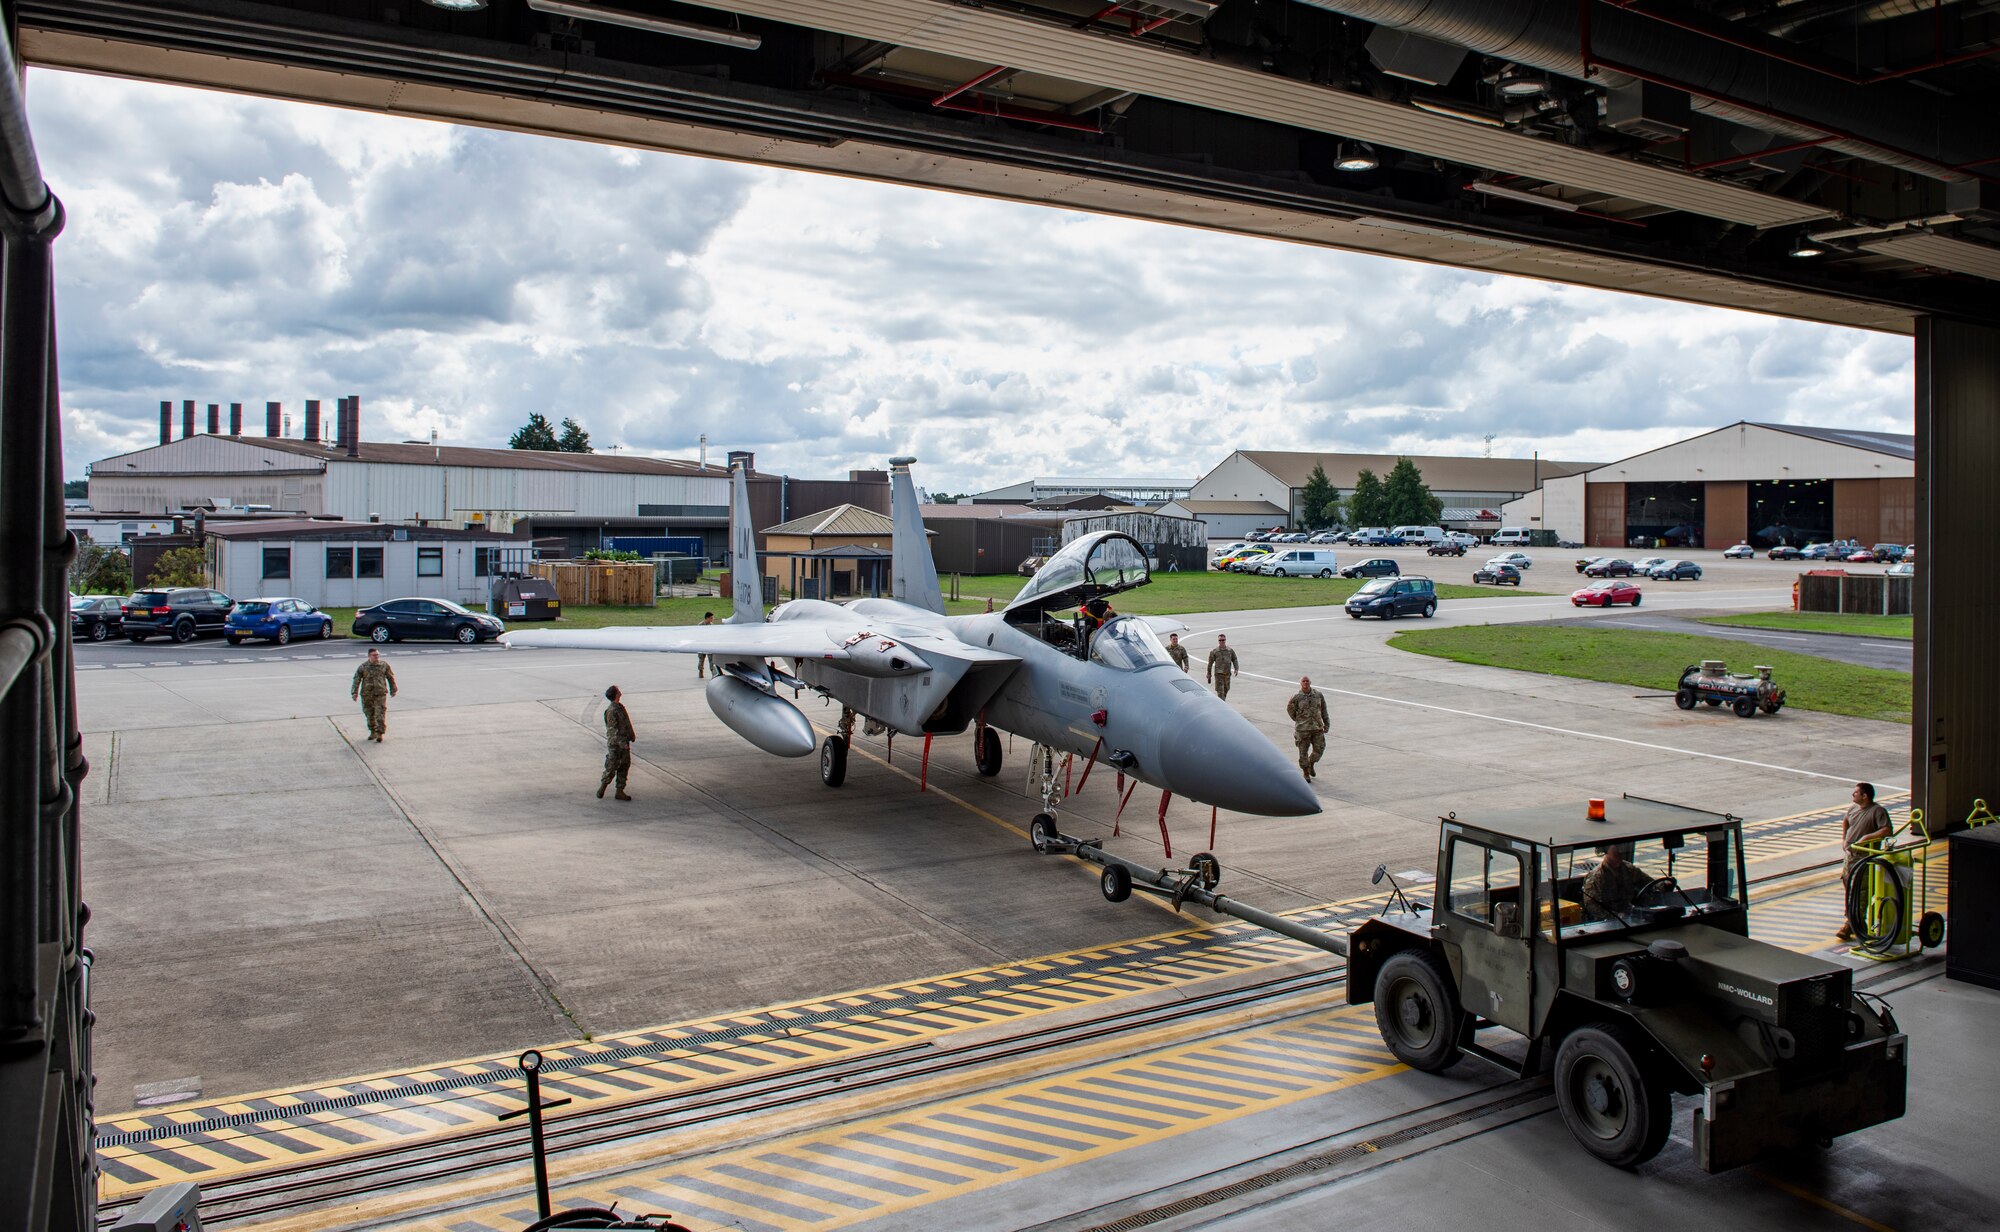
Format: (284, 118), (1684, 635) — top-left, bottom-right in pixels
(1491, 526), (1533, 547)
(1393, 526), (1446, 545)
(1256, 549), (1338, 577)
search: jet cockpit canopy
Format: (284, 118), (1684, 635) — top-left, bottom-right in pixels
(1005, 532), (1151, 618)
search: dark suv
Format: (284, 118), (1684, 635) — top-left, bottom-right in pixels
(1346, 575), (1437, 619)
(122, 588), (235, 643)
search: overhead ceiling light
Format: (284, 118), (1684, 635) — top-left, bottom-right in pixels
(1788, 236), (1828, 257)
(522, 0), (762, 49)
(1334, 141), (1379, 172)
(1495, 71), (1548, 99)
(420, 0), (488, 9)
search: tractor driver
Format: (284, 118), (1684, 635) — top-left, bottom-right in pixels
(1580, 842), (1653, 921)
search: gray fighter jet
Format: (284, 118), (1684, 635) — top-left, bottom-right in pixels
(501, 459), (1319, 834)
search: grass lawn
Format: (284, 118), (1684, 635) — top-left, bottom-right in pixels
(1388, 624), (1910, 724)
(1698, 611), (1912, 639)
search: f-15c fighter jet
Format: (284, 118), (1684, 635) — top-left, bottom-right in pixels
(501, 458), (1319, 842)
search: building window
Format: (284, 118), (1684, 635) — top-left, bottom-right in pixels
(417, 546), (443, 578)
(357, 546), (384, 579)
(326, 547), (353, 578)
(474, 547), (491, 578)
(262, 547), (290, 580)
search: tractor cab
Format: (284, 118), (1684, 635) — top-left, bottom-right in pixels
(1003, 532), (1154, 658)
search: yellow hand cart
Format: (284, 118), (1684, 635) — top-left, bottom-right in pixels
(1847, 800), (1996, 960)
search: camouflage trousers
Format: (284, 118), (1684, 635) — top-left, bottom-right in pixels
(360, 691), (389, 738)
(1295, 731), (1325, 778)
(601, 743), (632, 792)
(1212, 671), (1233, 699)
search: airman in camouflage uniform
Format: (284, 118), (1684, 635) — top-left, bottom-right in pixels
(1287, 675), (1329, 780)
(599, 684), (636, 801)
(1166, 632), (1190, 671)
(696, 612), (716, 678)
(350, 649), (397, 742)
(1206, 634), (1239, 699)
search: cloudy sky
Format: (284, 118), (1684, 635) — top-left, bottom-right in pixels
(34, 69), (1915, 493)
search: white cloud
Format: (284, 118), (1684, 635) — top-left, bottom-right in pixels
(32, 68), (1913, 493)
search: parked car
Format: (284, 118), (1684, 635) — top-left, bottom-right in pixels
(1871, 543), (1907, 562)
(1583, 558), (1637, 578)
(352, 598), (506, 644)
(225, 597), (336, 645)
(1444, 531), (1479, 547)
(1767, 545), (1803, 560)
(1214, 546), (1270, 571)
(1427, 541), (1467, 557)
(1572, 580), (1643, 607)
(121, 588), (235, 643)
(1488, 551), (1534, 570)
(1345, 576), (1437, 620)
(1472, 562), (1522, 586)
(1490, 527), (1532, 547)
(1339, 557), (1401, 579)
(1630, 557), (1669, 575)
(1256, 548), (1338, 578)
(1722, 543), (1755, 559)
(69, 595), (126, 642)
(1210, 542), (1249, 559)
(1575, 556), (1604, 574)
(1845, 549), (1878, 563)
(1887, 561), (1915, 577)
(1308, 530), (1343, 544)
(1649, 560), (1703, 580)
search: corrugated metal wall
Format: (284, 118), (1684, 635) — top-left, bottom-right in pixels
(1585, 481), (1626, 548)
(1704, 480), (1748, 546)
(1833, 478), (1881, 544)
(1879, 477), (1916, 544)
(927, 519), (1051, 575)
(1915, 319), (2000, 828)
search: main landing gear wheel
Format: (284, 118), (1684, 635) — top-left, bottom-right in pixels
(819, 735), (848, 788)
(1030, 814), (1057, 852)
(1675, 688), (1697, 710)
(1100, 863), (1132, 903)
(1372, 950), (1461, 1073)
(975, 727), (1003, 777)
(1554, 1023), (1671, 1167)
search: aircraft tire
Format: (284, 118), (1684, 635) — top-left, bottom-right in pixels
(1030, 814), (1056, 852)
(820, 735), (848, 787)
(975, 727), (1003, 777)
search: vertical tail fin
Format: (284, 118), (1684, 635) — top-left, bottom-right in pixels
(888, 457), (945, 615)
(728, 461), (762, 624)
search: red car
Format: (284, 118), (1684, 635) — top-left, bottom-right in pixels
(1572, 580), (1643, 607)
(1845, 550), (1877, 563)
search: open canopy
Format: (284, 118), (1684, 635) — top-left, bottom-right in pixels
(1005, 531), (1151, 616)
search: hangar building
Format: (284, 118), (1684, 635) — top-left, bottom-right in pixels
(965, 476), (1193, 506)
(1165, 450), (1598, 539)
(1503, 423), (1914, 550)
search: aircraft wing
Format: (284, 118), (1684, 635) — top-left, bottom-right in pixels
(500, 624), (858, 662)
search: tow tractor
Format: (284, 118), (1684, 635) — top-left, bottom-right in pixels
(1030, 796), (1907, 1170)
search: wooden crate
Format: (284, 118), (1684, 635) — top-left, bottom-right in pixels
(529, 561), (656, 607)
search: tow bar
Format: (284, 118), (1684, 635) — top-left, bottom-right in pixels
(1029, 818), (1349, 959)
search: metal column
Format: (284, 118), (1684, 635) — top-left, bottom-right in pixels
(0, 2), (90, 1228)
(1913, 318), (2000, 831)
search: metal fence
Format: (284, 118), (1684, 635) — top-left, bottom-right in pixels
(0, 13), (95, 1229)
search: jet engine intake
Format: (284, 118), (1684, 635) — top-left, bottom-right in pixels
(705, 674), (817, 757)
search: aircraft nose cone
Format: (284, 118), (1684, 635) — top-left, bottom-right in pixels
(1157, 701), (1322, 817)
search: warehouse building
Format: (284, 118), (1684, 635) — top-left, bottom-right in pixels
(86, 403), (887, 559)
(1501, 422), (1914, 549)
(1164, 451), (1597, 539)
(965, 476), (1194, 506)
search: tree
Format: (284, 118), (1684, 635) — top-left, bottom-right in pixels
(1299, 464), (1340, 530)
(929, 492), (962, 505)
(63, 479), (88, 500)
(70, 543), (130, 595)
(1382, 456), (1443, 527)
(145, 546), (209, 589)
(509, 413), (560, 451)
(557, 418), (593, 453)
(1344, 468), (1388, 529)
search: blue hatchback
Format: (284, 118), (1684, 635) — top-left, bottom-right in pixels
(225, 597), (335, 645)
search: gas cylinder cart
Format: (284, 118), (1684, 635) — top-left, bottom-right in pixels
(1848, 800), (1996, 960)
(1675, 660), (1785, 718)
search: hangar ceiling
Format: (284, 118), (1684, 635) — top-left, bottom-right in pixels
(19, 0), (2000, 332)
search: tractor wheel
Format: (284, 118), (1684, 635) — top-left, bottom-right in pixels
(1554, 1022), (1672, 1168)
(1372, 950), (1462, 1073)
(1675, 688), (1697, 710)
(974, 727), (1003, 776)
(1734, 697), (1757, 718)
(819, 735), (848, 787)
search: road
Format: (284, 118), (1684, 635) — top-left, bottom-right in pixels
(1559, 611), (1911, 672)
